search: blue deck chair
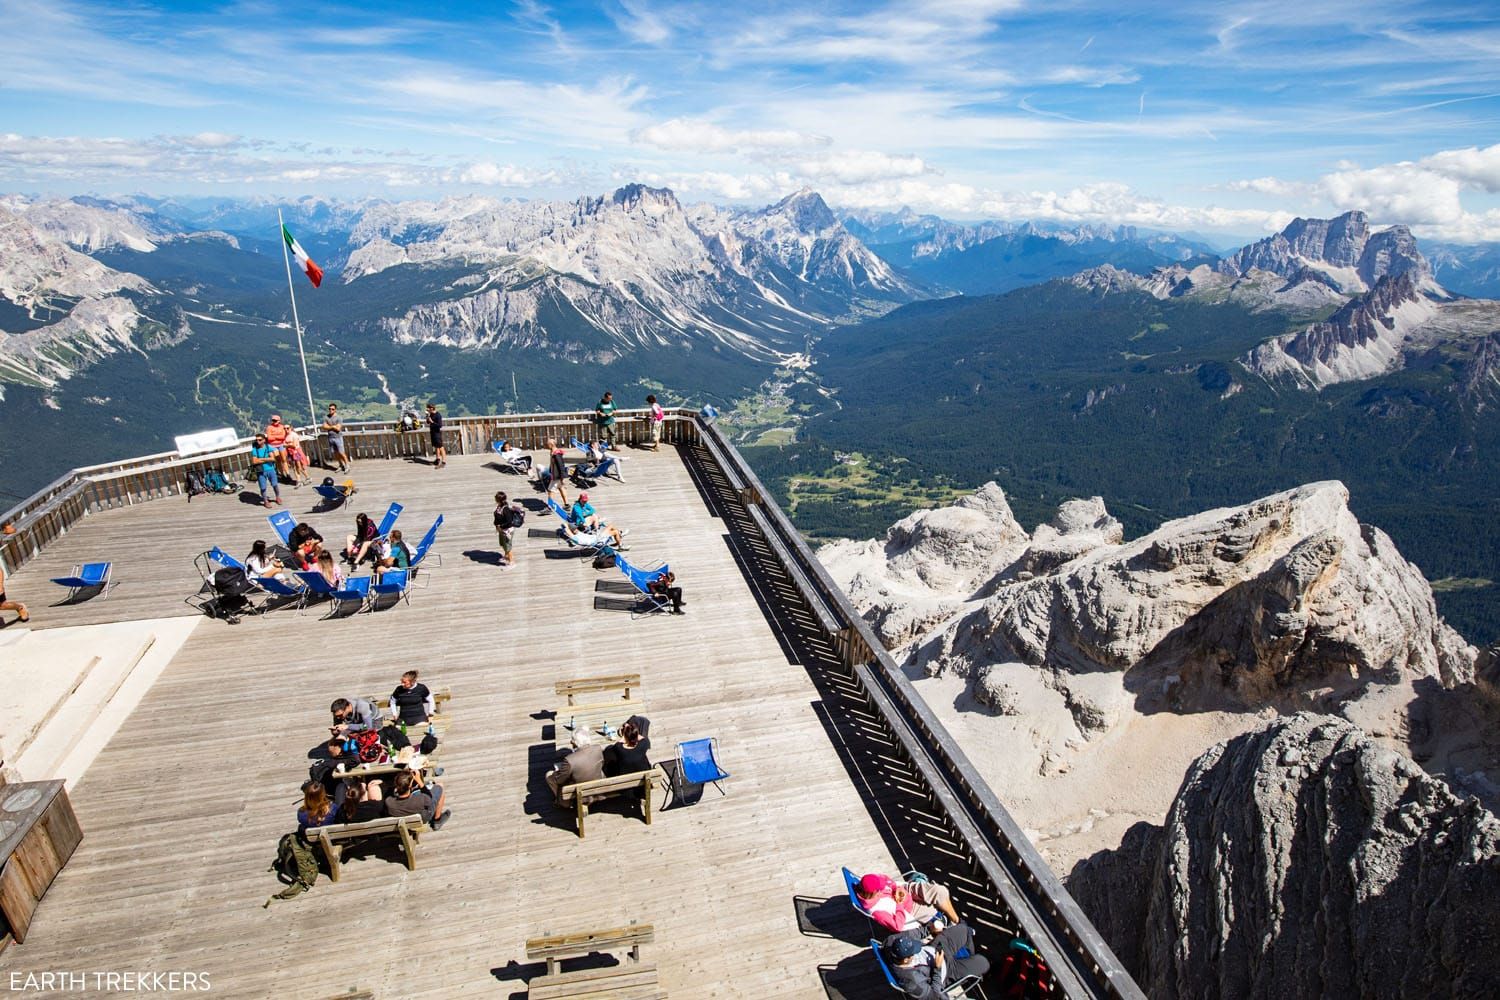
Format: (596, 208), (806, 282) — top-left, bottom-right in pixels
(614, 554), (670, 618)
(208, 547), (245, 570)
(370, 569), (411, 609)
(408, 514), (445, 571)
(51, 561), (112, 600)
(295, 571), (370, 616)
(313, 480), (355, 509)
(491, 439), (533, 475)
(676, 738), (729, 795)
(870, 938), (985, 998)
(374, 501), (403, 539)
(267, 509), (296, 545)
(575, 454), (625, 483)
(252, 574), (306, 612)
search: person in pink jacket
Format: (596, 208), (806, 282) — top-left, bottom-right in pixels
(855, 872), (961, 934)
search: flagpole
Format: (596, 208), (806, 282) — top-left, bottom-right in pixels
(278, 208), (319, 428)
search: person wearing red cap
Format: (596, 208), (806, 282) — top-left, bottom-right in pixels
(856, 872), (960, 935)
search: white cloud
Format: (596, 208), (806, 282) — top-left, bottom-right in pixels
(1227, 176), (1316, 198)
(458, 162), (561, 186)
(1320, 162), (1464, 226)
(610, 0), (673, 44)
(631, 118), (829, 154)
(1418, 143), (1500, 193)
(1040, 65), (1141, 87)
(795, 150), (930, 185)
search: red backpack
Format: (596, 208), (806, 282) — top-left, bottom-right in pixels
(352, 729), (386, 764)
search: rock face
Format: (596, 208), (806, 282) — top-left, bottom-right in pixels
(819, 482), (1028, 648)
(1219, 211), (1432, 292)
(910, 481), (1474, 710)
(1071, 714), (1500, 999)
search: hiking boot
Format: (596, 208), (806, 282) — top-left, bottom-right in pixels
(430, 809), (452, 830)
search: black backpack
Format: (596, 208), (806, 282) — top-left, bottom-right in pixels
(213, 566), (256, 598)
(185, 469), (208, 500)
(592, 552), (617, 570)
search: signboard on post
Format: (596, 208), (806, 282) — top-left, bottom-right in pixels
(174, 428), (240, 457)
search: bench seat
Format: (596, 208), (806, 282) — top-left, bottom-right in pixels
(557, 768), (664, 838)
(309, 813), (427, 881)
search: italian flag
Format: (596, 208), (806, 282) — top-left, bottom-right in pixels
(282, 225), (324, 288)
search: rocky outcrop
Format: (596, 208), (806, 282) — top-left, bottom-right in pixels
(1071, 714), (1500, 999)
(820, 482), (1028, 648)
(1219, 211), (1432, 292)
(910, 482), (1475, 711)
(1014, 497), (1122, 577)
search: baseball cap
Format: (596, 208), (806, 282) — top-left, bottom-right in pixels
(579, 492), (590, 501)
(858, 874), (886, 896)
(887, 935), (924, 960)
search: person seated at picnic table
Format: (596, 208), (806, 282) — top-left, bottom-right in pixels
(283, 426), (311, 486)
(385, 769), (450, 830)
(263, 414), (291, 480)
(883, 923), (990, 1000)
(497, 440), (533, 476)
(344, 512), (380, 567)
(298, 780), (339, 833)
(372, 529), (412, 577)
(337, 777), (387, 824)
(647, 568), (684, 615)
(601, 718), (651, 777)
(330, 696), (383, 736)
(856, 872), (961, 934)
(316, 551), (345, 589)
(390, 669), (435, 727)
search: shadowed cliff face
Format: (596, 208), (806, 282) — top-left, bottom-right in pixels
(1070, 714), (1500, 1000)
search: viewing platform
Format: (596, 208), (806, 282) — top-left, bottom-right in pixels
(0, 412), (1141, 999)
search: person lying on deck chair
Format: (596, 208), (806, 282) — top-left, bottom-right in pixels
(497, 441), (534, 476)
(856, 872), (961, 935)
(883, 924), (990, 1000)
(563, 520), (630, 551)
(330, 696), (383, 736)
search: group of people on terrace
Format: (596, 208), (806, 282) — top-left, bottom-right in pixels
(300, 672), (452, 834)
(853, 871), (994, 997)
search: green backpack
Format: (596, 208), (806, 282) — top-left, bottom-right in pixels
(265, 832), (319, 906)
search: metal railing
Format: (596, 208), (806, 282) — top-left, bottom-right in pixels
(693, 417), (1143, 1000)
(0, 406), (1142, 997)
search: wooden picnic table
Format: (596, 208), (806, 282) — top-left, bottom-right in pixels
(554, 701), (648, 752)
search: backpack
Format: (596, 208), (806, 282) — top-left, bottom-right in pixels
(265, 831), (319, 905)
(351, 729), (386, 764)
(185, 469), (208, 500)
(994, 938), (1054, 998)
(203, 469), (230, 493)
(502, 504), (525, 529)
(592, 552), (617, 570)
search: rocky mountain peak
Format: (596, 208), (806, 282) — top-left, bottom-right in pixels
(764, 187), (838, 234)
(1070, 713), (1500, 998)
(608, 183), (681, 214)
(1219, 210), (1431, 293)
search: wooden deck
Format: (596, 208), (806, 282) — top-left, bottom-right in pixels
(0, 446), (960, 998)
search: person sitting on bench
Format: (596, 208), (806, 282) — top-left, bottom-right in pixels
(856, 872), (961, 934)
(298, 780), (340, 833)
(337, 777), (386, 823)
(883, 922), (990, 1000)
(389, 670), (434, 727)
(385, 770), (450, 830)
(647, 569), (684, 614)
(330, 696), (383, 736)
(602, 718), (651, 777)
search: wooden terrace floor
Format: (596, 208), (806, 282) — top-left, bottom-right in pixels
(0, 446), (988, 999)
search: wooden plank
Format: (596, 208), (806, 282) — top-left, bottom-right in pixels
(555, 675), (641, 702)
(526, 925), (655, 958)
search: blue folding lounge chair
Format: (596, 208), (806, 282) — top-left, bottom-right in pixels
(295, 571), (370, 616)
(374, 501), (403, 539)
(267, 509), (296, 545)
(50, 561), (112, 600)
(314, 480), (355, 509)
(614, 554), (670, 618)
(490, 440), (533, 475)
(253, 574), (306, 612)
(676, 738), (729, 796)
(370, 569), (411, 609)
(207, 547), (245, 570)
(548, 498), (610, 555)
(408, 514), (445, 571)
(870, 938), (984, 998)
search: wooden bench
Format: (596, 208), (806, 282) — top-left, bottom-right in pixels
(309, 814), (427, 882)
(557, 768), (664, 838)
(555, 675), (640, 705)
(526, 924), (664, 999)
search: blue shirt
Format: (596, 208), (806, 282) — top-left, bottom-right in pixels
(571, 501), (596, 526)
(251, 444), (275, 474)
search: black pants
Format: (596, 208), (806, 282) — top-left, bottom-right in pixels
(652, 586), (683, 612)
(934, 923), (989, 986)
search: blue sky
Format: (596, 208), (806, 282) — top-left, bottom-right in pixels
(2, 0), (1499, 239)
